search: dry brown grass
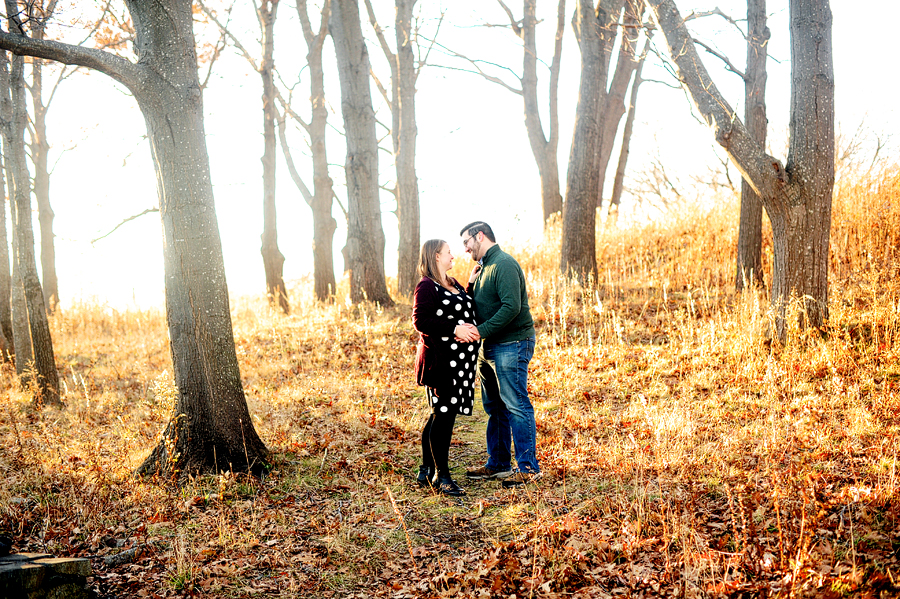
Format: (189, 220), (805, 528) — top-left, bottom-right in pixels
(2, 166), (900, 598)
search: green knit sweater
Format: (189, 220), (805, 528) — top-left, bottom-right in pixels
(468, 245), (535, 344)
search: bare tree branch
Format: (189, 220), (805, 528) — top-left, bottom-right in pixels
(274, 92), (311, 135)
(276, 108), (314, 206)
(415, 10), (444, 79)
(91, 208), (159, 244)
(200, 29), (228, 90)
(197, 0), (260, 71)
(648, 0), (785, 202)
(547, 0), (566, 149)
(362, 0), (395, 64)
(684, 6), (746, 39)
(369, 67), (391, 110)
(495, 0), (522, 36)
(693, 37), (746, 80)
(0, 31), (140, 91)
(421, 36), (522, 95)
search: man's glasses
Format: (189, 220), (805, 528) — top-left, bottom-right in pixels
(462, 233), (478, 247)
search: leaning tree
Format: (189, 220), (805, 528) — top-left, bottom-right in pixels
(648, 0), (834, 337)
(0, 0), (268, 475)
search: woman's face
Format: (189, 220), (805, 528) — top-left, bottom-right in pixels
(436, 243), (454, 273)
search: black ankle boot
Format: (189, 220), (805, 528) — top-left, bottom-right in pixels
(417, 466), (435, 488)
(434, 474), (465, 497)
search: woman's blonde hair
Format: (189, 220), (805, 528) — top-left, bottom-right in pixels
(418, 239), (448, 284)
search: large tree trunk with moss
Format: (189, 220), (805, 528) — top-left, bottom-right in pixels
(0, 0), (269, 474)
(259, 0), (289, 313)
(735, 0), (768, 290)
(330, 0), (393, 306)
(560, 0), (625, 279)
(649, 0), (834, 338)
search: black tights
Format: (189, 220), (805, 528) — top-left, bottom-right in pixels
(422, 397), (457, 477)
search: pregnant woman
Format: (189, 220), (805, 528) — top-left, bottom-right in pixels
(412, 239), (480, 496)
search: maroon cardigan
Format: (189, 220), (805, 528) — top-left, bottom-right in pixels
(412, 276), (464, 388)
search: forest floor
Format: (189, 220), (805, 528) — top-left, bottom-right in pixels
(2, 171), (900, 598)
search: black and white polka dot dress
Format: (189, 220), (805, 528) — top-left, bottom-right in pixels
(428, 281), (479, 416)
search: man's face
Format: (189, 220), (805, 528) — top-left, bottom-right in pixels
(462, 231), (483, 261)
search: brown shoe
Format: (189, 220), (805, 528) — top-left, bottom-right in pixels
(501, 470), (543, 488)
(465, 465), (513, 480)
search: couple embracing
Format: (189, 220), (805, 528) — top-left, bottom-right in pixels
(412, 221), (540, 496)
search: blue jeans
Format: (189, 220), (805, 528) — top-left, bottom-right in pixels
(478, 336), (539, 473)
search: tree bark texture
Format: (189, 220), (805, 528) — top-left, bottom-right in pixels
(1, 51), (31, 379)
(522, 0), (566, 225)
(735, 0), (768, 290)
(298, 0), (338, 302)
(394, 0), (420, 298)
(0, 55), (12, 360)
(29, 5), (59, 313)
(0, 163), (11, 359)
(258, 0), (289, 313)
(608, 37), (650, 226)
(561, 0), (625, 279)
(0, 0), (270, 473)
(595, 0), (643, 208)
(363, 0), (420, 297)
(3, 7), (60, 406)
(330, 0), (393, 306)
(649, 0), (834, 336)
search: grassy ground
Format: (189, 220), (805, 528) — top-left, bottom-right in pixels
(1, 167), (899, 598)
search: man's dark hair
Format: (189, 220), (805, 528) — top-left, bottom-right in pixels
(459, 221), (496, 243)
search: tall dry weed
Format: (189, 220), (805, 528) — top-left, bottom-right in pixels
(1, 165), (899, 597)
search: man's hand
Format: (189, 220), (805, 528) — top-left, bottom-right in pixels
(454, 323), (480, 343)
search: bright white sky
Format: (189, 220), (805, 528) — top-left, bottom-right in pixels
(36, 0), (898, 310)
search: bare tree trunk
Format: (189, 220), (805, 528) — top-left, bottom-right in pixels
(5, 24), (60, 406)
(362, 0), (420, 297)
(258, 0), (289, 313)
(330, 0), (393, 306)
(0, 161), (12, 360)
(2, 7), (59, 406)
(561, 0), (625, 279)
(608, 37), (650, 226)
(129, 1), (269, 475)
(735, 0), (768, 290)
(522, 0), (566, 225)
(649, 0), (834, 337)
(0, 0), (270, 473)
(394, 0), (419, 298)
(28, 4), (58, 313)
(0, 47), (31, 376)
(774, 0), (833, 329)
(595, 0), (643, 209)
(295, 0), (337, 302)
